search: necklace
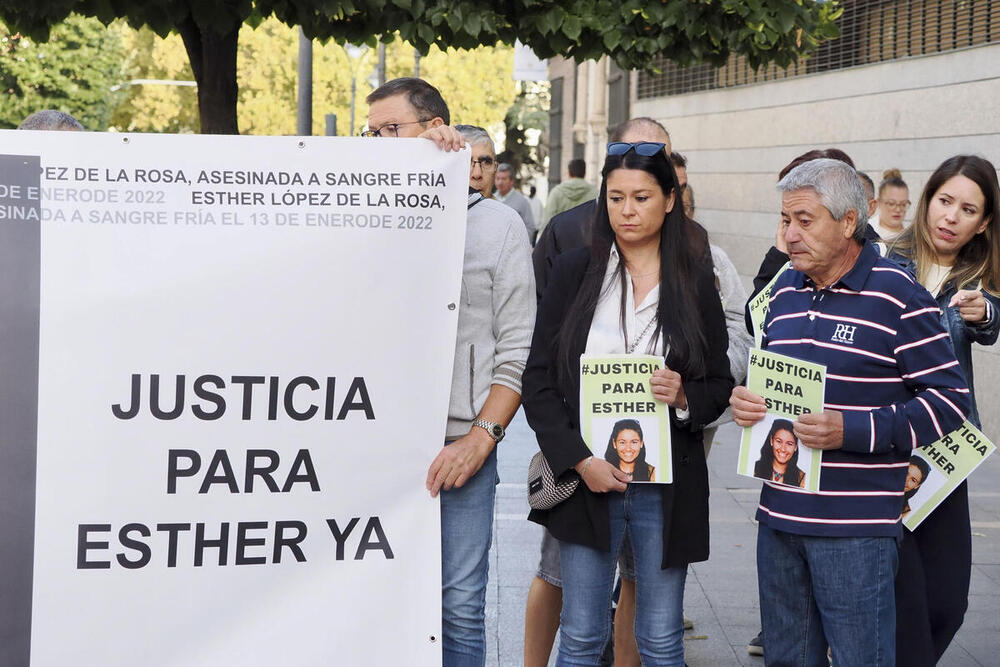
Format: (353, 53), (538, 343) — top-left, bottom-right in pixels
(628, 267), (659, 278)
(625, 316), (657, 354)
(771, 469), (784, 482)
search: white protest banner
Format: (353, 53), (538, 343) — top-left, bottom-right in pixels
(0, 131), (470, 666)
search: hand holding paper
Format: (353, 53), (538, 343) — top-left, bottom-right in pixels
(730, 385), (767, 427)
(418, 124), (467, 152)
(650, 366), (687, 409)
(948, 289), (987, 323)
(793, 412), (844, 450)
(577, 457), (631, 493)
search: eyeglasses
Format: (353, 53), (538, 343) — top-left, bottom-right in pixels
(881, 199), (911, 210)
(361, 119), (431, 138)
(471, 156), (496, 170)
(606, 142), (666, 157)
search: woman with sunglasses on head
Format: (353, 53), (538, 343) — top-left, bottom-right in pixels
(886, 155), (1000, 666)
(522, 141), (733, 666)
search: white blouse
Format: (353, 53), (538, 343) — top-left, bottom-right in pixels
(585, 246), (662, 356)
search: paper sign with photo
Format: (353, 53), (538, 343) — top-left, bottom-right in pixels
(580, 354), (672, 484)
(903, 421), (995, 530)
(737, 349), (826, 491)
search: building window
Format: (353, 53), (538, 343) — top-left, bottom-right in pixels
(607, 61), (631, 133)
(636, 0), (999, 99)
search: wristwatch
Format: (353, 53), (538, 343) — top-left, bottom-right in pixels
(472, 418), (505, 444)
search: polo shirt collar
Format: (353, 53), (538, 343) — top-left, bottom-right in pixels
(796, 241), (876, 291)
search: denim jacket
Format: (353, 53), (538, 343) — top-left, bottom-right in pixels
(888, 252), (1000, 427)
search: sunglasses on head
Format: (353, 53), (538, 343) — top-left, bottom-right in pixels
(606, 142), (666, 157)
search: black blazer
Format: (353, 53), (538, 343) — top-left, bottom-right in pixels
(523, 247), (734, 568)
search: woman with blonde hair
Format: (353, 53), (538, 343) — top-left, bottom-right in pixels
(872, 168), (910, 239)
(888, 154), (1000, 666)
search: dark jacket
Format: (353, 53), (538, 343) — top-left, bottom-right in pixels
(522, 247), (733, 568)
(887, 252), (1000, 428)
(532, 200), (595, 300)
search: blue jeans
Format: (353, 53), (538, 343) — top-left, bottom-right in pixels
(558, 485), (686, 666)
(757, 524), (898, 667)
(440, 446), (498, 667)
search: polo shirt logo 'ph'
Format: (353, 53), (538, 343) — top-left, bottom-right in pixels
(831, 323), (857, 344)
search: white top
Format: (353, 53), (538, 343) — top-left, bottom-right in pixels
(585, 246), (661, 355)
(584, 246), (688, 419)
(921, 261), (952, 297)
(870, 219), (901, 242)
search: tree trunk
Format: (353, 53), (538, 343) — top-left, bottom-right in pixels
(177, 15), (240, 135)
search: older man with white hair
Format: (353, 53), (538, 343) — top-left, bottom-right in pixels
(730, 158), (971, 666)
(455, 125), (498, 201)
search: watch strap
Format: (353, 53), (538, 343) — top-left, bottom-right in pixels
(472, 418), (505, 443)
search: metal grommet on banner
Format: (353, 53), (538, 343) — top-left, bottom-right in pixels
(122, 136), (130, 144)
(447, 303), (456, 310)
(298, 141), (305, 148)
(429, 635), (437, 642)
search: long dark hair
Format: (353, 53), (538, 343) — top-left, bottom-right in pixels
(556, 148), (711, 386)
(603, 418), (652, 482)
(756, 419), (799, 474)
(890, 155), (1000, 296)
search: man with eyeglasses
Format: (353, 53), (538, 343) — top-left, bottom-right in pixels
(365, 78), (535, 667)
(454, 125), (499, 200)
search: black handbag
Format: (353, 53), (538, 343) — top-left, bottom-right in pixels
(526, 451), (580, 510)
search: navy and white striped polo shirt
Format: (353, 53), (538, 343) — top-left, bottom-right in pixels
(758, 241), (971, 538)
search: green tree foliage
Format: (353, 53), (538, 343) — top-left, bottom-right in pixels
(110, 17), (515, 136)
(499, 81), (550, 181)
(111, 27), (199, 132)
(0, 15), (127, 130)
(0, 1), (840, 134)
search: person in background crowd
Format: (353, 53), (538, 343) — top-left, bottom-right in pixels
(669, 152), (687, 193)
(528, 185), (544, 232)
(455, 125), (498, 200)
(682, 184), (695, 219)
(887, 154), (1000, 666)
(667, 153), (750, 459)
(523, 139), (732, 666)
(871, 168), (910, 240)
(365, 77), (536, 667)
(857, 170), (879, 221)
(731, 158), (970, 666)
(494, 162), (537, 243)
(540, 158), (597, 232)
(18, 110), (83, 131)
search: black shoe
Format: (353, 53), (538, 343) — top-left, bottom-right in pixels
(748, 630), (764, 656)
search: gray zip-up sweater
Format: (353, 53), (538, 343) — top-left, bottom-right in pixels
(445, 192), (536, 439)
